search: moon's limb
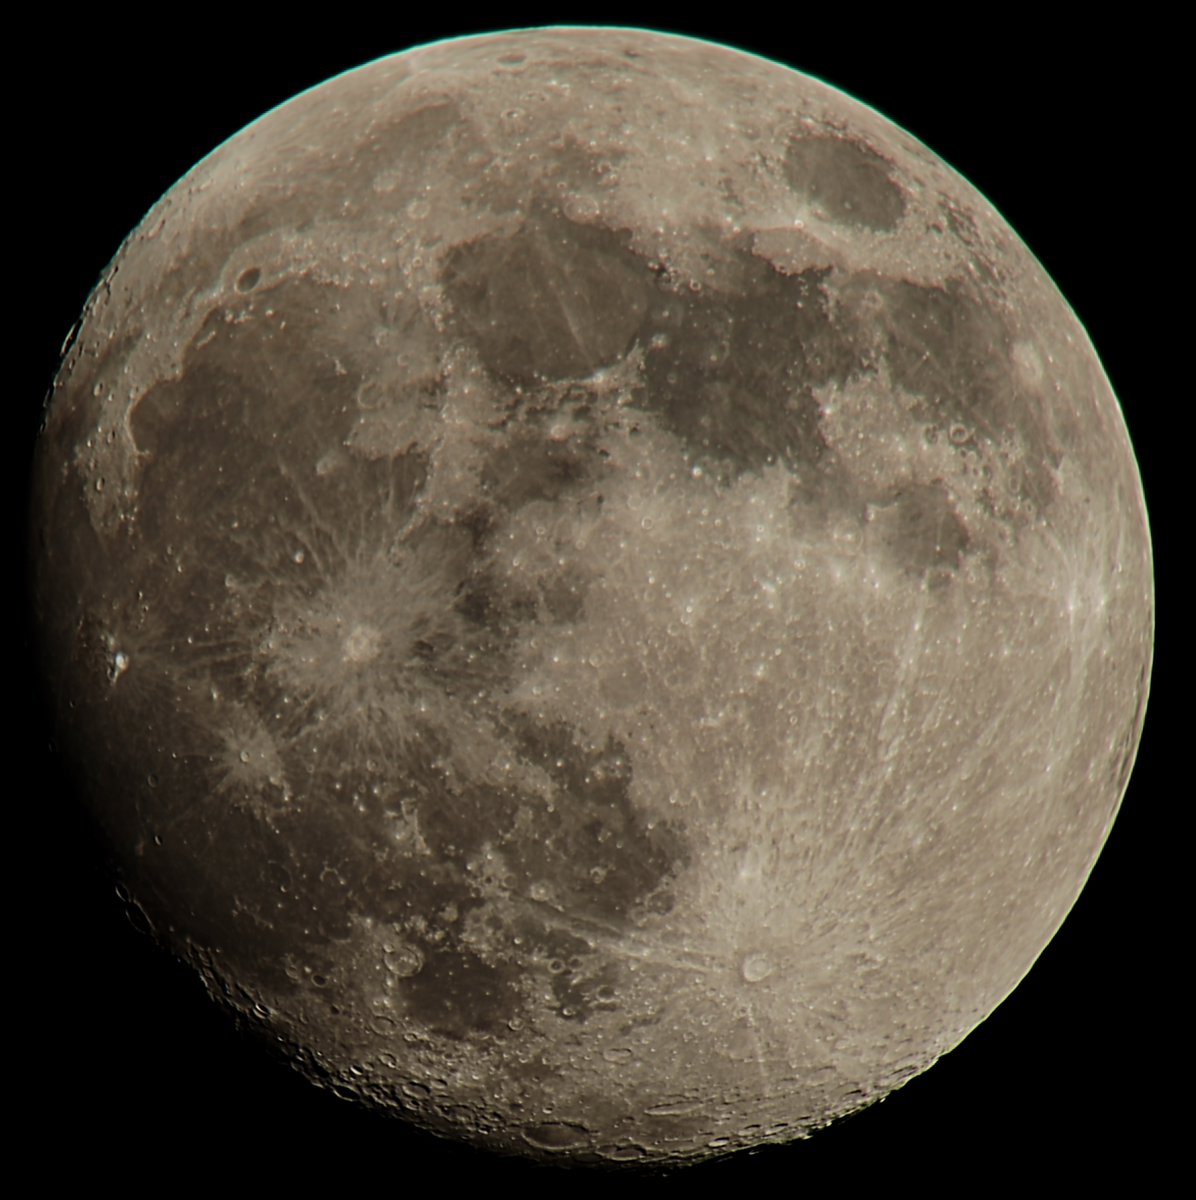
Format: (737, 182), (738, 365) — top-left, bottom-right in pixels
(30, 28), (1152, 1165)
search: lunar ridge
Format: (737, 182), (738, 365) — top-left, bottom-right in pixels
(30, 28), (1152, 1166)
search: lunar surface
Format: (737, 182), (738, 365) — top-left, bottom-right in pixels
(29, 28), (1153, 1166)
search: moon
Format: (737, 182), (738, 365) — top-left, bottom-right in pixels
(23, 23), (1151, 1176)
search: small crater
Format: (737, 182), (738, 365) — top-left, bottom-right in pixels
(598, 1143), (647, 1162)
(522, 1121), (591, 1151)
(236, 267), (261, 292)
(646, 1097), (704, 1118)
(383, 943), (424, 978)
(343, 622), (382, 664)
(740, 952), (774, 983)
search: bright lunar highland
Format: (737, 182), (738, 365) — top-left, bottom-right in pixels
(29, 27), (1153, 1166)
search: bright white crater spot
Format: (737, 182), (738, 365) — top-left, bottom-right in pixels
(344, 623), (382, 664)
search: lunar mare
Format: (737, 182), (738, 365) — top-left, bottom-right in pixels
(29, 27), (1152, 1166)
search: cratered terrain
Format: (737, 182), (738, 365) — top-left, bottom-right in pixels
(25, 21), (1160, 1176)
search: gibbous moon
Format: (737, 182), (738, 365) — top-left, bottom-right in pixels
(29, 27), (1153, 1166)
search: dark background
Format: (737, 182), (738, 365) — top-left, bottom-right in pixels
(21, 13), (1173, 1189)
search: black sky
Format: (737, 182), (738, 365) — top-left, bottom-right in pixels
(21, 14), (1174, 1189)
